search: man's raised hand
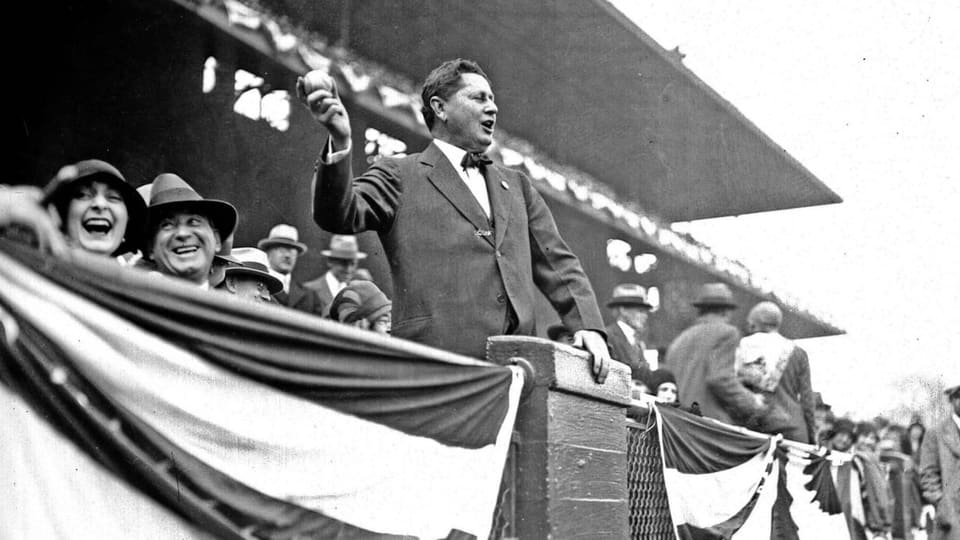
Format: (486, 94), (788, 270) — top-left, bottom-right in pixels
(296, 70), (351, 149)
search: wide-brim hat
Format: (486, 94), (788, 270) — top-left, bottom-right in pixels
(223, 247), (283, 295)
(146, 173), (238, 244)
(257, 224), (307, 253)
(692, 282), (738, 309)
(43, 159), (147, 256)
(321, 234), (367, 260)
(606, 283), (653, 309)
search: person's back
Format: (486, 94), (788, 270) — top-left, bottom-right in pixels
(669, 317), (744, 425)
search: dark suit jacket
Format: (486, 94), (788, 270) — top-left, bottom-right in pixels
(313, 141), (604, 358)
(605, 321), (651, 383)
(302, 272), (336, 318)
(666, 318), (764, 426)
(274, 280), (326, 317)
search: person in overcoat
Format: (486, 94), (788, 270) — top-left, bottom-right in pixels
(666, 283), (765, 426)
(297, 58), (610, 380)
(920, 383), (960, 540)
(604, 283), (654, 383)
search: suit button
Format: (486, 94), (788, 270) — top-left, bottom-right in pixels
(496, 293), (506, 304)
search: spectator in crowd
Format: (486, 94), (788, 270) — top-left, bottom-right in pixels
(919, 382), (960, 540)
(736, 301), (816, 443)
(667, 283), (765, 427)
(546, 324), (575, 345)
(904, 421), (927, 463)
(856, 421), (881, 456)
(299, 59), (610, 379)
(143, 173), (237, 288)
(257, 224), (324, 315)
(303, 234), (366, 317)
(604, 283), (654, 384)
(2, 160), (145, 260)
(832, 418), (895, 540)
(814, 392), (836, 446)
(328, 280), (392, 334)
(645, 368), (678, 405)
(216, 247), (282, 304)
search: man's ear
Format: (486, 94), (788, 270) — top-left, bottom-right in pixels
(213, 230), (222, 253)
(223, 276), (237, 293)
(429, 96), (446, 122)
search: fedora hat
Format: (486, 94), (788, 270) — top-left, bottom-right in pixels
(692, 282), (737, 309)
(257, 224), (307, 253)
(223, 247), (283, 295)
(43, 159), (147, 256)
(146, 173), (238, 242)
(321, 234), (367, 260)
(606, 283), (653, 309)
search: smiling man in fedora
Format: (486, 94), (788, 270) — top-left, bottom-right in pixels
(257, 223), (324, 315)
(605, 283), (654, 384)
(667, 282), (766, 428)
(144, 173), (237, 289)
(303, 234), (367, 317)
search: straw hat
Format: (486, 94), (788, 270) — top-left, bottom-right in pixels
(321, 234), (367, 260)
(606, 283), (653, 309)
(223, 247), (283, 295)
(257, 224), (308, 253)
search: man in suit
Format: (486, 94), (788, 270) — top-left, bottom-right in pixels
(919, 382), (960, 540)
(216, 246), (284, 304)
(737, 301), (815, 443)
(302, 234), (367, 317)
(666, 283), (765, 427)
(257, 224), (325, 315)
(604, 283), (654, 384)
(297, 58), (610, 380)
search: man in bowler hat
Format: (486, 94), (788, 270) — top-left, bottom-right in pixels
(667, 283), (766, 427)
(257, 224), (324, 315)
(298, 59), (610, 380)
(605, 283), (654, 384)
(303, 234), (367, 317)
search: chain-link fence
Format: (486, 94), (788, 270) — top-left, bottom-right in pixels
(626, 415), (675, 539)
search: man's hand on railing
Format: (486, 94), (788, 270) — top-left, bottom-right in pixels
(573, 329), (610, 384)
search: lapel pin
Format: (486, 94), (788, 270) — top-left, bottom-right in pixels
(475, 229), (492, 237)
(501, 181), (509, 190)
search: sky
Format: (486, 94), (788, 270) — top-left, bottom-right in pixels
(608, 0), (959, 422)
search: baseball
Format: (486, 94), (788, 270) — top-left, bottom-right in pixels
(301, 70), (335, 94)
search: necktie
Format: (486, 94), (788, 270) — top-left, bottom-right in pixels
(461, 152), (492, 170)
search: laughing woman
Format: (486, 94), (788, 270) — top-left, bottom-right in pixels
(43, 159), (146, 262)
(2, 159), (146, 262)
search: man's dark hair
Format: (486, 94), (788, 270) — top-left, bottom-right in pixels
(420, 58), (489, 130)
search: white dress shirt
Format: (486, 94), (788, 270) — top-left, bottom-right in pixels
(617, 320), (638, 347)
(321, 138), (492, 220)
(432, 139), (492, 219)
(325, 271), (346, 296)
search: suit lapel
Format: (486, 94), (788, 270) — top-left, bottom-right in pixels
(287, 281), (305, 307)
(483, 165), (512, 249)
(422, 143), (496, 248)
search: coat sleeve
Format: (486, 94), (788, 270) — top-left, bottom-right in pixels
(312, 142), (401, 234)
(918, 427), (943, 505)
(795, 348), (817, 444)
(519, 173), (605, 334)
(705, 327), (765, 422)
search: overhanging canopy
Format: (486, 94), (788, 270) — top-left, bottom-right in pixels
(258, 0), (842, 222)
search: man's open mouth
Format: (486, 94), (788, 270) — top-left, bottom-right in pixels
(481, 119), (495, 133)
(172, 246), (200, 255)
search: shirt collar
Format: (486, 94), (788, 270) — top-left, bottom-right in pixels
(433, 138), (469, 171)
(617, 320), (637, 345)
(953, 412), (960, 432)
(325, 271), (345, 295)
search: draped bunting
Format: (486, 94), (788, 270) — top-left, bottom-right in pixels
(0, 240), (523, 539)
(654, 403), (852, 539)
